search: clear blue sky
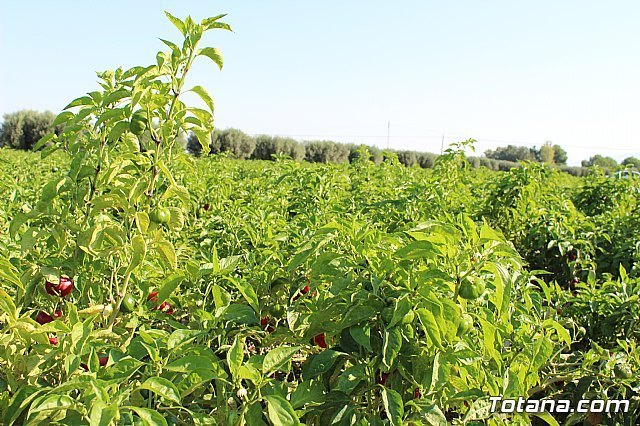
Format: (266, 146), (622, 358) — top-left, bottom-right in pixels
(1, 1), (639, 165)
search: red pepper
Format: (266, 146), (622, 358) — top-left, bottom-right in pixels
(377, 372), (388, 386)
(313, 333), (327, 348)
(36, 311), (54, 325)
(45, 276), (74, 297)
(261, 316), (275, 333)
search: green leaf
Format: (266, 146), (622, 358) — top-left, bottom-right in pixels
(530, 336), (554, 371)
(544, 319), (572, 347)
(201, 15), (232, 32)
(167, 329), (203, 351)
(335, 364), (367, 394)
(52, 111), (74, 126)
(290, 379), (326, 409)
(382, 327), (402, 371)
(27, 394), (77, 416)
(226, 277), (259, 313)
(159, 38), (180, 55)
(0, 289), (17, 320)
(156, 239), (177, 270)
(94, 107), (126, 128)
(416, 307), (443, 350)
(407, 401), (447, 425)
(64, 95), (94, 109)
(177, 369), (220, 398)
(227, 335), (244, 381)
(530, 412), (560, 426)
(167, 207), (185, 231)
(223, 304), (258, 325)
(157, 272), (185, 303)
(191, 128), (211, 155)
(339, 303), (378, 329)
(127, 406), (168, 426)
(164, 11), (185, 35)
(125, 235), (146, 275)
(244, 402), (268, 425)
(138, 377), (181, 404)
(102, 89), (130, 106)
(197, 47), (224, 70)
(349, 325), (372, 352)
(89, 400), (118, 426)
(381, 388), (404, 426)
(264, 395), (300, 426)
(165, 355), (221, 373)
(4, 385), (42, 426)
(190, 85), (215, 113)
(108, 121), (130, 143)
(135, 211), (150, 234)
(263, 346), (300, 376)
(33, 133), (56, 150)
(389, 295), (411, 327)
(304, 350), (342, 378)
(99, 357), (144, 383)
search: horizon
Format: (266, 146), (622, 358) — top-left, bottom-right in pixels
(1, 1), (639, 166)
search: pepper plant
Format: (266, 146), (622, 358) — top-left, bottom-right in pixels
(0, 12), (231, 424)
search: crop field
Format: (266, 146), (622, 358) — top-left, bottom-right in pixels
(1, 12), (639, 426)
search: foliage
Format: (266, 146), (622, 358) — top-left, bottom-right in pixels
(582, 155), (618, 168)
(552, 144), (568, 165)
(485, 145), (539, 163)
(0, 110), (61, 150)
(252, 135), (306, 161)
(303, 140), (350, 164)
(622, 156), (640, 169)
(484, 143), (568, 166)
(0, 11), (638, 426)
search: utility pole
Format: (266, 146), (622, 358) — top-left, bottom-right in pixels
(387, 122), (390, 150)
(440, 134), (445, 155)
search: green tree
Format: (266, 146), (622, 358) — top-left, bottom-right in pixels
(212, 128), (256, 159)
(0, 110), (60, 150)
(485, 145), (538, 162)
(552, 144), (568, 165)
(582, 155), (618, 168)
(304, 140), (350, 163)
(622, 156), (640, 169)
(539, 141), (555, 164)
(188, 128), (256, 158)
(252, 135), (305, 161)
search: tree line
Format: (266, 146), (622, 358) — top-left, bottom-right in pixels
(2, 110), (638, 175)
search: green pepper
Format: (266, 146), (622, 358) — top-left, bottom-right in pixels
(129, 111), (147, 135)
(457, 313), (474, 336)
(614, 363), (633, 379)
(150, 207), (171, 225)
(121, 294), (136, 312)
(459, 276), (485, 300)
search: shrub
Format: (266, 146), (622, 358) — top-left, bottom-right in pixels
(304, 140), (350, 164)
(252, 135), (305, 161)
(0, 110), (60, 150)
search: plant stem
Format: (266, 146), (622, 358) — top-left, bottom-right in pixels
(107, 269), (132, 329)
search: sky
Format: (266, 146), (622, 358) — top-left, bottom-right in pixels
(1, 1), (639, 166)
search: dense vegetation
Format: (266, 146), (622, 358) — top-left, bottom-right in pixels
(4, 111), (639, 177)
(0, 11), (639, 426)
